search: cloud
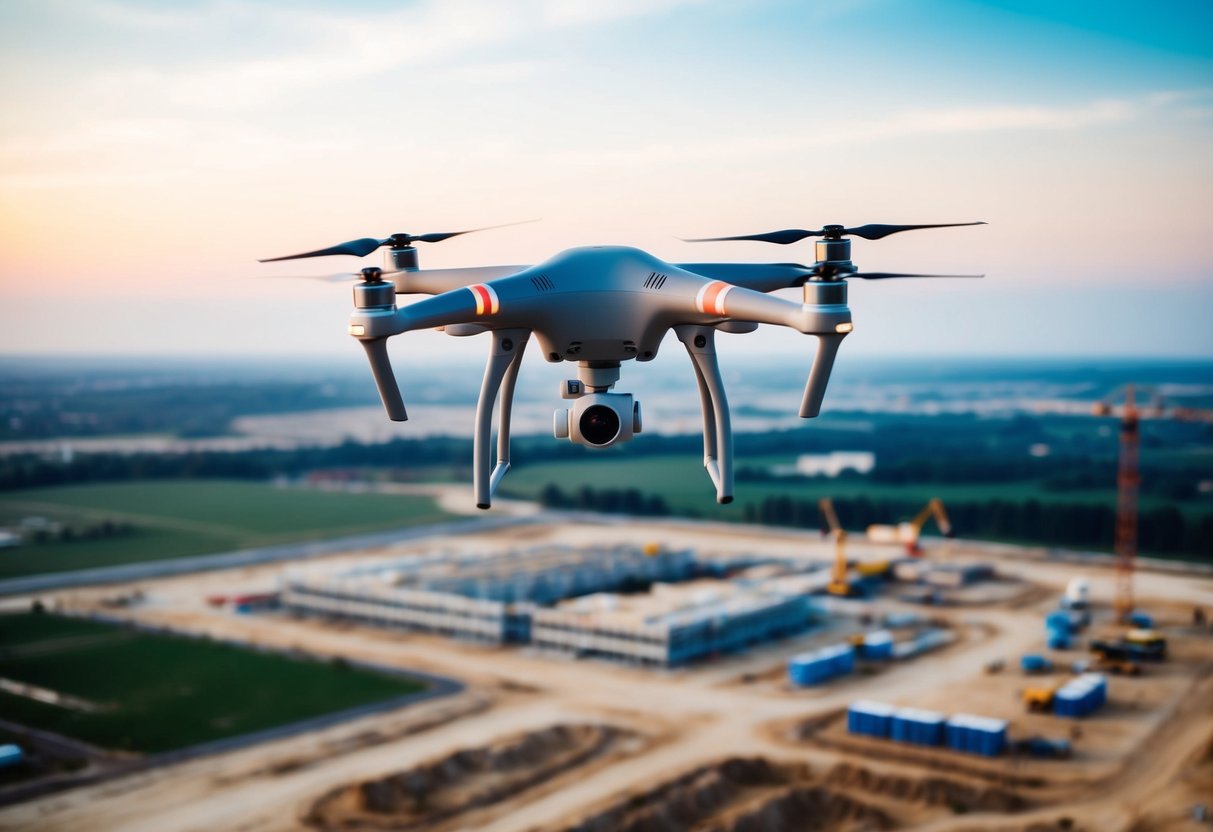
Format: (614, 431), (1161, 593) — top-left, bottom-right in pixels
(79, 0), (702, 109)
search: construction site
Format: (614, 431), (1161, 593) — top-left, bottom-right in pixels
(0, 390), (1210, 832)
(0, 496), (1209, 832)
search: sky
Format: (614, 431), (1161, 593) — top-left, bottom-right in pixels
(1, 0), (1211, 364)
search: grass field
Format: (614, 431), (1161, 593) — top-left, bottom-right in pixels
(497, 453), (1127, 516)
(0, 480), (455, 580)
(0, 612), (426, 753)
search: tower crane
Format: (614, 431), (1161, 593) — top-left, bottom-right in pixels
(1092, 386), (1213, 621)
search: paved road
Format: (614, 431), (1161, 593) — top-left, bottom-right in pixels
(0, 514), (535, 597)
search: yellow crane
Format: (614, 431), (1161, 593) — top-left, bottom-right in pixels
(866, 498), (953, 556)
(819, 498), (853, 597)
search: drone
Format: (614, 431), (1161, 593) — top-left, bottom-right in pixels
(261, 220), (984, 509)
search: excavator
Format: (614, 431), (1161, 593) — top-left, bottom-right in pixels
(866, 498), (954, 556)
(820, 498), (854, 597)
(821, 498), (890, 597)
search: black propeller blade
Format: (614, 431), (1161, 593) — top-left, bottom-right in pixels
(684, 221), (985, 246)
(849, 272), (984, 280)
(259, 220), (536, 262)
(260, 268), (406, 283)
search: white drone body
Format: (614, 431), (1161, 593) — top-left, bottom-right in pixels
(262, 221), (983, 508)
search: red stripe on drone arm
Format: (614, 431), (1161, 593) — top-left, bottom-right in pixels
(469, 284), (490, 315)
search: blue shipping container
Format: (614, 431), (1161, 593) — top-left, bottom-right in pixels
(1046, 629), (1071, 650)
(789, 644), (855, 687)
(1021, 654), (1050, 673)
(861, 630), (894, 660)
(848, 700), (895, 737)
(891, 707), (946, 747)
(1054, 673), (1107, 718)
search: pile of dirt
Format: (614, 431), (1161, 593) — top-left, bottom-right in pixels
(720, 786), (895, 832)
(825, 762), (1026, 813)
(564, 757), (893, 832)
(306, 723), (629, 831)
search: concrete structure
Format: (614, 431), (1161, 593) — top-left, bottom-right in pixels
(531, 580), (812, 667)
(281, 545), (696, 645)
(282, 545), (815, 665)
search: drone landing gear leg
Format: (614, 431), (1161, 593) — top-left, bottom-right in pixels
(474, 329), (530, 510)
(675, 326), (733, 504)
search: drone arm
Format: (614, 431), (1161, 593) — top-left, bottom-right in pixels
(350, 281), (509, 422)
(392, 265), (529, 296)
(674, 326), (733, 504)
(690, 282), (851, 419)
(676, 263), (813, 293)
(473, 329), (529, 510)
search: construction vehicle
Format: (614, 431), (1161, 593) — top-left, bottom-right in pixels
(1091, 636), (1165, 664)
(1124, 629), (1167, 657)
(865, 498), (954, 556)
(1023, 678), (1066, 712)
(819, 498), (856, 597)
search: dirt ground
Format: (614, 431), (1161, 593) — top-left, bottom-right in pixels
(2, 512), (1212, 832)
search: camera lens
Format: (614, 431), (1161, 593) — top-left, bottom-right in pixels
(579, 404), (621, 446)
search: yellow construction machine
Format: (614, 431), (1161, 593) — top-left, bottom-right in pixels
(865, 498), (954, 556)
(819, 498), (855, 597)
(1022, 678), (1065, 712)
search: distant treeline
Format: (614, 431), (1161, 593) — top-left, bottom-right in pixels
(4, 411), (1207, 494)
(0, 380), (385, 441)
(0, 438), (476, 490)
(2, 415), (1209, 560)
(538, 484), (670, 517)
(536, 484), (1213, 562)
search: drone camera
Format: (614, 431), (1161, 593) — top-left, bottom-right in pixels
(553, 392), (641, 448)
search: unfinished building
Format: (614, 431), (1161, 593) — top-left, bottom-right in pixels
(531, 581), (813, 667)
(280, 545), (696, 644)
(280, 545), (816, 665)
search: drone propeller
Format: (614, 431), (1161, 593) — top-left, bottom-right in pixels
(260, 268), (409, 283)
(684, 221), (986, 246)
(848, 271), (983, 280)
(262, 264), (527, 285)
(258, 220), (536, 262)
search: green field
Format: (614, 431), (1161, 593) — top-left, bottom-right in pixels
(0, 480), (454, 580)
(0, 612), (425, 753)
(497, 453), (1107, 513)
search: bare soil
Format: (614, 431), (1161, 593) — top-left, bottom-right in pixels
(305, 723), (639, 831)
(558, 756), (1028, 832)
